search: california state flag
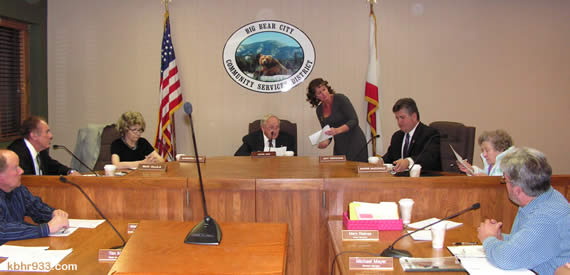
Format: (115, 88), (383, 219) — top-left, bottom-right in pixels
(364, 12), (382, 156)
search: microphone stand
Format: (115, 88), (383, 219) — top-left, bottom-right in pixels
(355, 134), (380, 158)
(59, 176), (126, 249)
(183, 102), (222, 245)
(380, 203), (480, 258)
(53, 145), (99, 176)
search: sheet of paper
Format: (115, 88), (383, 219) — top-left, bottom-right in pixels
(408, 230), (431, 241)
(309, 125), (332, 145)
(0, 248), (73, 272)
(49, 227), (79, 237)
(449, 144), (474, 174)
(269, 146), (287, 156)
(0, 245), (49, 258)
(448, 245), (534, 274)
(68, 219), (105, 229)
(407, 218), (462, 230)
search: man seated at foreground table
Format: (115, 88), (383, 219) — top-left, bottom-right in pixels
(0, 150), (69, 244)
(477, 147), (569, 275)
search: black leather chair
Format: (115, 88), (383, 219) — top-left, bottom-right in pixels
(429, 121), (476, 173)
(248, 119), (297, 153)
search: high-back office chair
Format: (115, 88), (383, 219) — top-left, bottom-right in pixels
(429, 121), (476, 173)
(93, 124), (121, 171)
(248, 119), (297, 152)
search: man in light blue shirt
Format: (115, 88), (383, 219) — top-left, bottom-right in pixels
(477, 147), (570, 274)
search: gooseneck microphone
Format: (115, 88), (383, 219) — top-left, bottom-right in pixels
(380, 202), (480, 258)
(53, 144), (99, 176)
(356, 134), (380, 158)
(59, 176), (126, 249)
(182, 102), (222, 245)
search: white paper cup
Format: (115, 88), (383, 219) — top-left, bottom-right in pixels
(431, 221), (447, 248)
(398, 198), (415, 225)
(284, 151), (294, 157)
(368, 156), (379, 164)
(176, 154), (183, 161)
(104, 164), (116, 176)
(410, 164), (422, 177)
(384, 163), (393, 171)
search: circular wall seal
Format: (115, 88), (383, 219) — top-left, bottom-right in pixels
(223, 20), (315, 93)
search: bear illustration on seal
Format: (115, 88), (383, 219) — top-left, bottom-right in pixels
(253, 53), (290, 79)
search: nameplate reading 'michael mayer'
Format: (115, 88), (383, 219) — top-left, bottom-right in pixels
(357, 165), (387, 174)
(178, 155), (206, 163)
(137, 163), (167, 171)
(251, 151), (276, 157)
(319, 155), (346, 162)
(349, 257), (393, 271)
(342, 230), (379, 241)
(98, 249), (122, 262)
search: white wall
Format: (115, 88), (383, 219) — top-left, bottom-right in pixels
(47, 0), (570, 172)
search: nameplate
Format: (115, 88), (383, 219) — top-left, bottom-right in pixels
(319, 155), (346, 162)
(178, 155), (206, 163)
(251, 151), (276, 157)
(342, 230), (379, 241)
(137, 163), (167, 171)
(127, 223), (138, 234)
(349, 257), (393, 271)
(357, 165), (388, 173)
(98, 249), (122, 262)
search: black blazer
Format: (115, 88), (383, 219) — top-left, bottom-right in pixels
(234, 130), (297, 156)
(382, 122), (442, 171)
(7, 138), (72, 175)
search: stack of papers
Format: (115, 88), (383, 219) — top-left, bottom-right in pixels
(0, 245), (72, 272)
(407, 218), (463, 230)
(448, 245), (534, 275)
(48, 219), (106, 237)
(349, 201), (399, 220)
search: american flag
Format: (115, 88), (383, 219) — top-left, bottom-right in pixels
(154, 12), (183, 160)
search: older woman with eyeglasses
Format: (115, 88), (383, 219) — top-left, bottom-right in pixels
(457, 129), (515, 176)
(111, 111), (163, 169)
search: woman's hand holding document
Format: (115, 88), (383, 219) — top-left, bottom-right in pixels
(309, 125), (333, 146)
(450, 144), (475, 175)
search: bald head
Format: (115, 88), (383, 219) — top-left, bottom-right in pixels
(0, 149), (23, 192)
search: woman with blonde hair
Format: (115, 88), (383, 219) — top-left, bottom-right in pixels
(458, 129), (515, 176)
(111, 111), (163, 169)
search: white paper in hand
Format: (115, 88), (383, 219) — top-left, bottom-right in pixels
(450, 144), (474, 175)
(309, 125), (333, 145)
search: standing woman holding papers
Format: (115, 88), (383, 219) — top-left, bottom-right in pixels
(306, 78), (367, 162)
(457, 129), (515, 176)
(111, 111), (163, 169)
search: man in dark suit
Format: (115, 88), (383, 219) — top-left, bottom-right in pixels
(7, 116), (79, 176)
(234, 115), (297, 156)
(382, 98), (441, 172)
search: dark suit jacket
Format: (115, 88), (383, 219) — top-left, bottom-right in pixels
(382, 122), (442, 171)
(7, 138), (72, 175)
(234, 130), (297, 156)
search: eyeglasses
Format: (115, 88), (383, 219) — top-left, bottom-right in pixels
(128, 128), (144, 133)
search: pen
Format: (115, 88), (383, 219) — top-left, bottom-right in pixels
(453, 242), (477, 245)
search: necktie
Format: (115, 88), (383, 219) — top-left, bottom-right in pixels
(403, 133), (410, 158)
(36, 154), (43, 175)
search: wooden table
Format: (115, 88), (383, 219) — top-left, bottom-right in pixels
(328, 219), (478, 274)
(108, 220), (288, 275)
(19, 157), (569, 275)
(132, 156), (421, 179)
(0, 220), (130, 275)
